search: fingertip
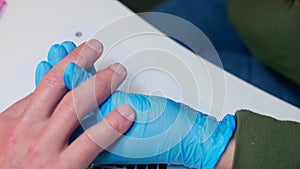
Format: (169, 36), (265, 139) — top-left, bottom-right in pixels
(62, 41), (77, 54)
(85, 39), (103, 53)
(48, 44), (68, 66)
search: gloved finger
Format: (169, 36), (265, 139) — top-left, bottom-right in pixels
(35, 42), (74, 87)
(44, 62), (127, 145)
(61, 41), (77, 54)
(53, 43), (97, 75)
(50, 41), (96, 75)
(48, 44), (68, 66)
(87, 65), (97, 75)
(63, 63), (99, 145)
(62, 41), (97, 75)
(61, 105), (135, 169)
(25, 39), (103, 121)
(35, 61), (52, 86)
(63, 62), (93, 90)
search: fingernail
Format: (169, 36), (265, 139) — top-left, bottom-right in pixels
(117, 105), (135, 121)
(108, 63), (127, 76)
(86, 39), (103, 52)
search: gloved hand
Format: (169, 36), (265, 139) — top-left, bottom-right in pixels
(35, 41), (96, 86)
(35, 41), (98, 129)
(36, 42), (236, 169)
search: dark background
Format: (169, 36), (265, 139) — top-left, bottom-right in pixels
(119, 0), (166, 12)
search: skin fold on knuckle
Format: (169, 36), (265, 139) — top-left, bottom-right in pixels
(106, 68), (124, 88)
(94, 75), (111, 103)
(105, 111), (128, 134)
(1, 127), (26, 167)
(2, 128), (19, 153)
(80, 133), (100, 153)
(57, 93), (78, 119)
(74, 52), (89, 69)
(25, 144), (46, 165)
(39, 71), (65, 89)
(94, 68), (124, 98)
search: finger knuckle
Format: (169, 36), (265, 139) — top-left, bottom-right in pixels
(76, 53), (88, 68)
(60, 94), (77, 117)
(81, 133), (98, 151)
(42, 71), (64, 88)
(95, 76), (110, 100)
(106, 115), (122, 132)
(27, 145), (42, 159)
(4, 131), (19, 150)
(71, 47), (92, 68)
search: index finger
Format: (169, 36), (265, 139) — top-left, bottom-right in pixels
(23, 39), (103, 121)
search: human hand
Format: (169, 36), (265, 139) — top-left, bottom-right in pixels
(36, 41), (236, 169)
(35, 41), (96, 86)
(0, 39), (135, 169)
(65, 64), (236, 169)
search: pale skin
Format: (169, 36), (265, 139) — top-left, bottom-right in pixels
(0, 39), (235, 169)
(215, 136), (236, 169)
(0, 40), (136, 169)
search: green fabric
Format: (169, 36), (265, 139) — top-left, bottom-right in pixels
(227, 0), (300, 86)
(233, 110), (300, 169)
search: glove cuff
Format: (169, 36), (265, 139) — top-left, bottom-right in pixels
(202, 114), (236, 169)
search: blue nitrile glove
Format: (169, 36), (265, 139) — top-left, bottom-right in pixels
(63, 63), (236, 169)
(35, 41), (96, 86)
(34, 41), (98, 126)
(35, 42), (236, 168)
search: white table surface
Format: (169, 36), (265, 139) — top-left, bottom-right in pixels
(0, 0), (299, 122)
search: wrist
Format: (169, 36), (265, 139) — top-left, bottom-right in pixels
(215, 135), (236, 169)
(200, 114), (236, 169)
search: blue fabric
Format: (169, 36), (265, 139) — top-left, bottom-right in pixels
(152, 0), (300, 107)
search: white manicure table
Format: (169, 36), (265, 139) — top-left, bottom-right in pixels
(1, 0), (299, 118)
(1, 0), (299, 168)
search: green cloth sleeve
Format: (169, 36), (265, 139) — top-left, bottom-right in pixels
(233, 110), (300, 169)
(227, 0), (300, 86)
